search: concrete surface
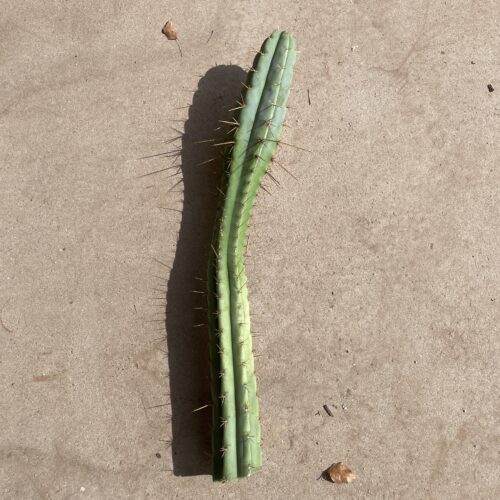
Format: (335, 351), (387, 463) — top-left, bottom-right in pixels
(1, 1), (499, 498)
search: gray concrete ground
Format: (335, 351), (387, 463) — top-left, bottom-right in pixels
(1, 1), (499, 498)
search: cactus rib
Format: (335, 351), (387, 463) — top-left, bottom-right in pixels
(208, 30), (296, 481)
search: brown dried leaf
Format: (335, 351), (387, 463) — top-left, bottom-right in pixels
(326, 462), (356, 484)
(162, 20), (178, 40)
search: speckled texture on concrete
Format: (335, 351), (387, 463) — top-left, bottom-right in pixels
(1, 1), (499, 499)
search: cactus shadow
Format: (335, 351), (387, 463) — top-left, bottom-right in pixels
(165, 64), (246, 477)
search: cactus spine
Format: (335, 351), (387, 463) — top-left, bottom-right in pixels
(208, 30), (296, 481)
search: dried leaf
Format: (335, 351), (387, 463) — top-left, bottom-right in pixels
(162, 20), (178, 40)
(325, 462), (356, 484)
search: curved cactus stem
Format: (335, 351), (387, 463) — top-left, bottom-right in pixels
(207, 30), (296, 481)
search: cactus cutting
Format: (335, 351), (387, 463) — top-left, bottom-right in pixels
(207, 30), (297, 481)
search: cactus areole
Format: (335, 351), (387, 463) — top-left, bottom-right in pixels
(207, 30), (296, 481)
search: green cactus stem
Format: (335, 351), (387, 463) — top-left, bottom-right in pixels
(207, 30), (296, 481)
